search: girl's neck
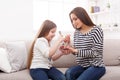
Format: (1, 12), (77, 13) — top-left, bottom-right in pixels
(44, 37), (51, 46)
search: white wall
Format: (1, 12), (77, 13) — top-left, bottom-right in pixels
(33, 0), (88, 32)
(0, 0), (34, 40)
(96, 0), (120, 27)
(0, 0), (120, 40)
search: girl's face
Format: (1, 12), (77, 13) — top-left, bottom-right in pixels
(45, 27), (56, 41)
(70, 13), (83, 29)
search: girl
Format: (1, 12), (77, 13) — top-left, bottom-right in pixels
(28, 20), (66, 80)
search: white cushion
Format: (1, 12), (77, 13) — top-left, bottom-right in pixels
(0, 48), (11, 73)
(103, 39), (120, 66)
(53, 54), (77, 68)
(5, 41), (27, 72)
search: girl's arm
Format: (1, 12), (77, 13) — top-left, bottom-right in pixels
(50, 34), (71, 61)
(51, 52), (63, 61)
(49, 36), (64, 58)
(51, 48), (70, 61)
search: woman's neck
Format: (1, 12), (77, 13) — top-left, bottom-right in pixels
(80, 25), (93, 34)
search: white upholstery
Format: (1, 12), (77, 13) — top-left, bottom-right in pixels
(0, 39), (120, 80)
(103, 39), (120, 66)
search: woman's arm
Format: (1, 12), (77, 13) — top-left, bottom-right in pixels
(78, 27), (103, 58)
(68, 27), (103, 58)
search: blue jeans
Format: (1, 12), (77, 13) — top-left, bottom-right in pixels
(65, 65), (106, 80)
(30, 67), (66, 80)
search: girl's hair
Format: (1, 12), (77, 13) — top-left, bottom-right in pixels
(69, 7), (95, 27)
(27, 20), (57, 68)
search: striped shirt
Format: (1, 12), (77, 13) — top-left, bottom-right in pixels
(73, 26), (105, 67)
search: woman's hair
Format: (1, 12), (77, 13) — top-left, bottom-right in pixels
(69, 7), (95, 27)
(27, 20), (57, 68)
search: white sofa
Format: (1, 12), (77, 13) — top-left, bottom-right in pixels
(0, 38), (120, 80)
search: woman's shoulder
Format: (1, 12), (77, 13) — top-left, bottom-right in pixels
(92, 26), (103, 33)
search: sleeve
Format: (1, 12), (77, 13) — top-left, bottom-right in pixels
(77, 27), (103, 58)
(34, 38), (50, 58)
(70, 35), (74, 47)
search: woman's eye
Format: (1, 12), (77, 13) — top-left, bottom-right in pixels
(52, 31), (55, 33)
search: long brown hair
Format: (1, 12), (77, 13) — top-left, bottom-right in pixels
(69, 7), (95, 27)
(27, 20), (57, 69)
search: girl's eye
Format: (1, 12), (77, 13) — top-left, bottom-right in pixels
(73, 18), (77, 21)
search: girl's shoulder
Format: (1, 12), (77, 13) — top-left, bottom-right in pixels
(36, 37), (48, 43)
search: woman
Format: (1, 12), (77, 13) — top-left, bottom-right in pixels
(65, 7), (106, 80)
(28, 20), (66, 80)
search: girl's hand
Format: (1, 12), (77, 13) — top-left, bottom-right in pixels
(64, 34), (70, 43)
(57, 35), (64, 43)
(59, 47), (71, 55)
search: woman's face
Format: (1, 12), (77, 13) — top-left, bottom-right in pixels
(45, 27), (56, 41)
(70, 13), (83, 29)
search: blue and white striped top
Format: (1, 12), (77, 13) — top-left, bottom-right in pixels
(73, 26), (105, 67)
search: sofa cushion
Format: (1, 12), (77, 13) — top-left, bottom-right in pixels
(0, 69), (32, 80)
(0, 48), (11, 73)
(5, 41), (28, 72)
(100, 66), (120, 80)
(53, 54), (77, 68)
(103, 39), (120, 66)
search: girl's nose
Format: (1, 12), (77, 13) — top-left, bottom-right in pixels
(72, 20), (76, 25)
